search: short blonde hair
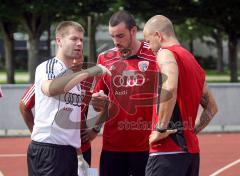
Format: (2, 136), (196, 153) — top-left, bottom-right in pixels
(55, 21), (85, 37)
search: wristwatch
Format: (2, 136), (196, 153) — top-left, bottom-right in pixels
(155, 126), (167, 133)
(92, 126), (101, 133)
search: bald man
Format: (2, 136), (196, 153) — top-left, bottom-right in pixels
(143, 15), (218, 176)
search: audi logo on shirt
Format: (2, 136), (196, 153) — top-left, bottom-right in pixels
(64, 92), (84, 107)
(112, 70), (145, 87)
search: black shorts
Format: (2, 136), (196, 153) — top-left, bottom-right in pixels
(27, 140), (78, 176)
(145, 153), (200, 176)
(100, 150), (149, 176)
(82, 147), (91, 166)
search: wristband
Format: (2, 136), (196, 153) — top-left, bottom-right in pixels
(155, 126), (167, 133)
(92, 126), (101, 133)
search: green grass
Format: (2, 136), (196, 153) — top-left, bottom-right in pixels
(0, 70), (30, 84)
(206, 80), (232, 83)
(0, 80), (29, 84)
(205, 70), (228, 76)
(205, 69), (240, 76)
(205, 69), (240, 82)
(0, 70), (240, 84)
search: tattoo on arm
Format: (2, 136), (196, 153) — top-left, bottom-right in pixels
(160, 61), (177, 67)
(195, 91), (214, 134)
(200, 91), (209, 109)
(194, 110), (212, 134)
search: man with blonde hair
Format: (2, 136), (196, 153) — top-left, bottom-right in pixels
(27, 21), (110, 176)
(143, 15), (218, 176)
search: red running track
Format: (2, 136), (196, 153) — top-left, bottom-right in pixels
(0, 133), (239, 176)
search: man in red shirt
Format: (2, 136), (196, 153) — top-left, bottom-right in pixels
(91, 10), (159, 176)
(143, 15), (218, 176)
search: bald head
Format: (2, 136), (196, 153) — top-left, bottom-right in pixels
(144, 15), (175, 37)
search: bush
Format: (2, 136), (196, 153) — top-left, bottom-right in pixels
(0, 57), (4, 70)
(195, 55), (217, 70)
(0, 50), (28, 70)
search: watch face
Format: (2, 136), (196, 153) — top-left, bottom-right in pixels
(93, 126), (101, 132)
(95, 126), (101, 130)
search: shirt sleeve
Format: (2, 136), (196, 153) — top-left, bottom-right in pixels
(35, 59), (65, 95)
(21, 84), (35, 109)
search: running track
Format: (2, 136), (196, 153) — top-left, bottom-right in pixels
(0, 133), (239, 176)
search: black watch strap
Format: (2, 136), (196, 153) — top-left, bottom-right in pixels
(92, 126), (101, 133)
(156, 126), (167, 133)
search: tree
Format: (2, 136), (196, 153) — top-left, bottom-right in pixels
(0, 0), (22, 83)
(0, 0), (72, 83)
(72, 0), (117, 63)
(175, 19), (224, 71)
(175, 19), (213, 54)
(18, 0), (68, 82)
(0, 22), (15, 83)
(212, 29), (225, 73)
(124, 0), (239, 81)
(20, 0), (116, 81)
(123, 0), (194, 23)
(195, 0), (240, 82)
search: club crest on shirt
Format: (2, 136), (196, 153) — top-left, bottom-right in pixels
(138, 61), (149, 72)
(109, 65), (116, 71)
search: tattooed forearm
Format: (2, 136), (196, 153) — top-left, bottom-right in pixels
(200, 91), (209, 109)
(194, 110), (212, 134)
(195, 90), (214, 134)
(195, 83), (218, 134)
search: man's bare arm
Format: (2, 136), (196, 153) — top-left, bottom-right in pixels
(149, 49), (179, 145)
(42, 64), (111, 97)
(156, 49), (179, 129)
(19, 101), (34, 133)
(194, 82), (218, 134)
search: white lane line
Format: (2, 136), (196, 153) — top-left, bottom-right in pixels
(209, 158), (240, 176)
(0, 171), (4, 176)
(0, 154), (26, 157)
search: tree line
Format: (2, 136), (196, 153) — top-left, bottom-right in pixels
(0, 0), (239, 83)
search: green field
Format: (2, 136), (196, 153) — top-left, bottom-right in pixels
(0, 70), (240, 84)
(0, 71), (30, 84)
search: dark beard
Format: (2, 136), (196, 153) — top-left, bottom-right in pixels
(120, 48), (132, 58)
(119, 33), (133, 58)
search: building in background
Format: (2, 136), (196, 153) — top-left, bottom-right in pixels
(0, 25), (236, 70)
